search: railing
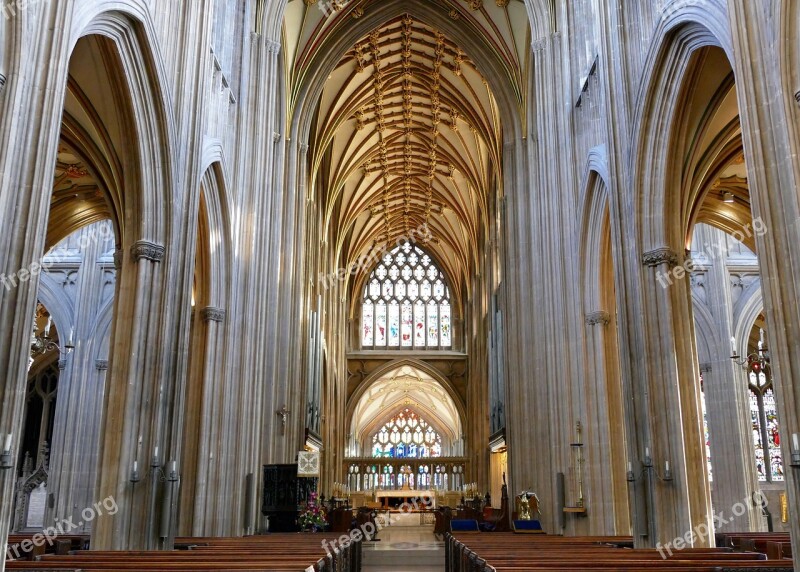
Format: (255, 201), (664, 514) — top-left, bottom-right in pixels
(343, 457), (469, 492)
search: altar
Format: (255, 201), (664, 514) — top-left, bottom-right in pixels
(375, 489), (435, 510)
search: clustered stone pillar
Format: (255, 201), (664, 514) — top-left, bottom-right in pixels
(634, 247), (712, 547)
(691, 224), (762, 532)
(728, 2), (800, 566)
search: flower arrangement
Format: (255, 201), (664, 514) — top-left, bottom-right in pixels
(298, 492), (327, 532)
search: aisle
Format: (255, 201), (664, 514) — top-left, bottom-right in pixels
(361, 525), (444, 572)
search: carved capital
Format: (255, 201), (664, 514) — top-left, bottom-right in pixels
(113, 249), (124, 270)
(794, 90), (800, 104)
(131, 241), (165, 262)
(58, 359), (67, 371)
(585, 311), (611, 326)
(95, 359), (109, 371)
(266, 40), (282, 54)
(200, 307), (226, 323)
(531, 37), (547, 53)
(642, 247), (680, 268)
(0, 74), (6, 92)
(299, 141), (310, 153)
(699, 362), (712, 374)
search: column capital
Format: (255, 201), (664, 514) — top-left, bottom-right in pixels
(131, 241), (166, 262)
(699, 362), (712, 374)
(200, 307), (226, 323)
(95, 359), (109, 371)
(642, 247), (681, 268)
(113, 249), (124, 270)
(585, 311), (611, 326)
(58, 359), (67, 371)
(266, 40), (281, 54)
(795, 90), (800, 104)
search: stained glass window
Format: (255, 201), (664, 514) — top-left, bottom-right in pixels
(749, 368), (783, 482)
(361, 242), (452, 349)
(372, 409), (442, 458)
(700, 375), (712, 482)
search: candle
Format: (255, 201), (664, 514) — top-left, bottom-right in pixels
(154, 446), (159, 459)
(758, 340), (763, 351)
(44, 316), (52, 337)
(793, 433), (799, 453)
(760, 329), (765, 345)
(133, 460), (138, 473)
(665, 461), (670, 472)
(627, 462), (633, 473)
(645, 447), (650, 459)
(171, 460), (177, 473)
(68, 327), (74, 346)
(730, 337), (737, 354)
(3, 433), (11, 452)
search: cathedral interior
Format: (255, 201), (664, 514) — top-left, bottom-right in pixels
(0, 0), (799, 571)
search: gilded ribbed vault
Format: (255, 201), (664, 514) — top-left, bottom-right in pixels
(284, 0), (529, 298)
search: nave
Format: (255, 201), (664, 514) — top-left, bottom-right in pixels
(1, 0), (800, 571)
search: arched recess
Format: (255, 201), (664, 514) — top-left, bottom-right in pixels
(579, 163), (629, 536)
(62, 7), (180, 551)
(179, 162), (232, 538)
(626, 8), (747, 545)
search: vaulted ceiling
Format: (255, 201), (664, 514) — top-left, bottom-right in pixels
(283, 0), (530, 299)
(349, 364), (462, 451)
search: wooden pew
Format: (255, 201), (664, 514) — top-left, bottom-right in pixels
(5, 534), (89, 561)
(446, 532), (795, 572)
(7, 534), (361, 572)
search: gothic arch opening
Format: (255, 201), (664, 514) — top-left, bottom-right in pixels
(285, 1), (527, 501)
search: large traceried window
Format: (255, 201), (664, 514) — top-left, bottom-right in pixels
(361, 242), (452, 349)
(749, 367), (783, 482)
(372, 409), (442, 458)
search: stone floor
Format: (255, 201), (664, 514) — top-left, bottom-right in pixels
(361, 525), (444, 571)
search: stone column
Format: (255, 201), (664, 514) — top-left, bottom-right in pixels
(728, 3), (800, 566)
(187, 306), (226, 536)
(691, 225), (761, 531)
(0, 4), (75, 568)
(91, 240), (175, 551)
(635, 247), (712, 547)
(583, 311), (628, 535)
(46, 224), (116, 535)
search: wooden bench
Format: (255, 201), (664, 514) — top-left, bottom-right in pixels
(446, 532), (795, 572)
(7, 534), (361, 572)
(5, 534), (89, 561)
